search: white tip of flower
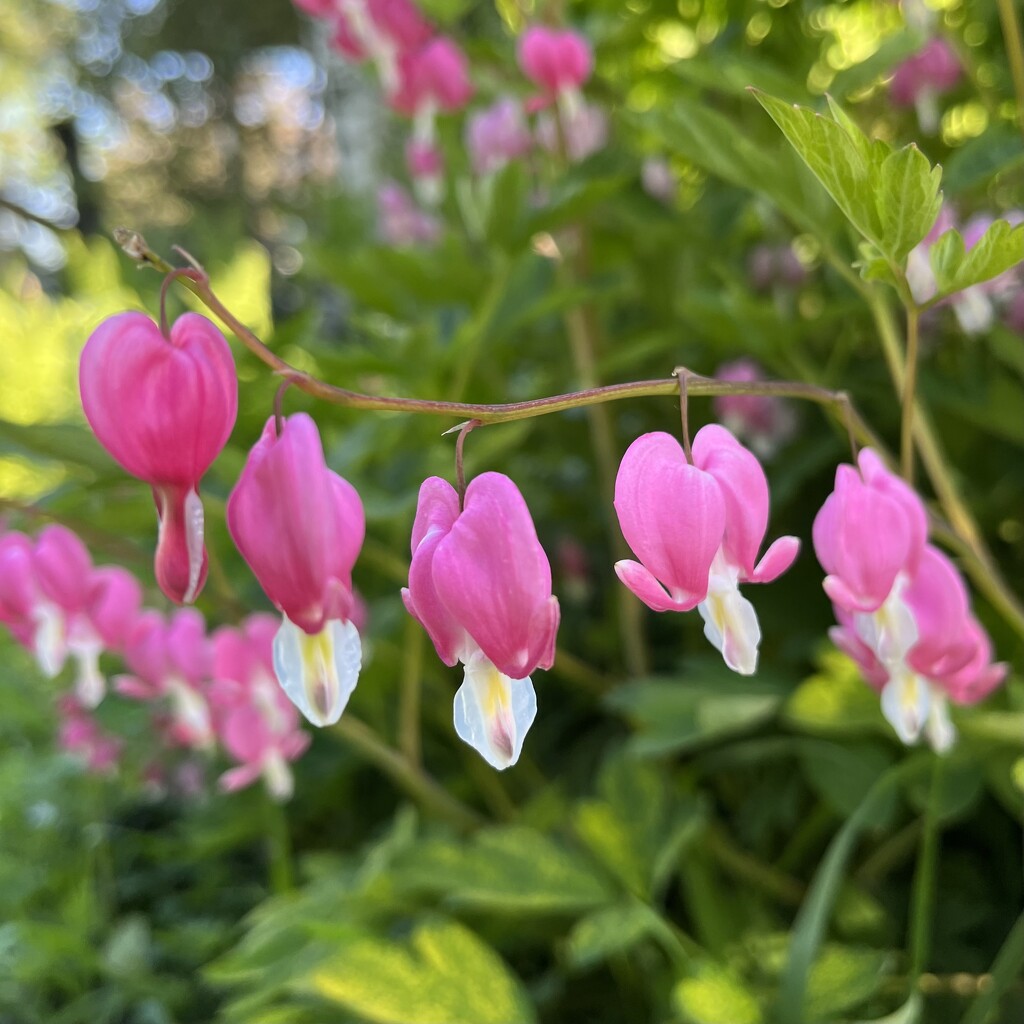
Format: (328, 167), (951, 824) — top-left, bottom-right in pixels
(881, 670), (930, 746)
(34, 603), (67, 679)
(72, 643), (105, 708)
(454, 652), (536, 770)
(273, 616), (361, 727)
(698, 582), (761, 676)
(263, 750), (294, 801)
(182, 487), (205, 605)
(925, 691), (957, 754)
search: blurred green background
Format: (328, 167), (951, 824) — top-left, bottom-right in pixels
(1, 0), (1023, 1022)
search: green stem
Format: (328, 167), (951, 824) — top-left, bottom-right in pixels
(856, 818), (923, 885)
(909, 757), (944, 982)
(265, 794), (294, 894)
(705, 825), (805, 907)
(397, 618), (424, 767)
(901, 305), (920, 483)
(997, 0), (1024, 141)
(332, 713), (483, 831)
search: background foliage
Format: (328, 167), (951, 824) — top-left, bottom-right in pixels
(1, 0), (1023, 1022)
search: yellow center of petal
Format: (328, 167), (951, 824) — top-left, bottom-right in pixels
(300, 628), (339, 720)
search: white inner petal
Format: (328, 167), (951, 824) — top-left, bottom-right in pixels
(925, 688), (957, 754)
(273, 616), (361, 727)
(697, 567), (761, 676)
(880, 669), (930, 746)
(453, 650), (536, 770)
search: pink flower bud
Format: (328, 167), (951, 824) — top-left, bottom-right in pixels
(227, 414), (365, 727)
(518, 26), (593, 96)
(891, 37), (961, 107)
(80, 311), (237, 604)
(403, 473), (560, 768)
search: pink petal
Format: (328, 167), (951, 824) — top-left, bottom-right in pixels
(154, 484), (208, 605)
(692, 424), (769, 577)
(614, 559), (700, 612)
(750, 536), (801, 583)
(613, 432), (723, 602)
(34, 525), (93, 614)
(432, 472), (558, 679)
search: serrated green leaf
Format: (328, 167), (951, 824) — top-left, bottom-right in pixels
(753, 91), (940, 265)
(310, 919), (535, 1024)
(876, 146), (943, 263)
(928, 221), (1024, 299)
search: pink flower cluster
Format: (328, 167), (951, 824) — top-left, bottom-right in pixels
(814, 450), (1006, 750)
(0, 522), (313, 797)
(713, 359), (797, 459)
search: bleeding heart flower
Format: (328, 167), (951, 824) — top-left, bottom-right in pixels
(614, 427), (798, 675)
(227, 413), (365, 727)
(79, 311), (237, 604)
(402, 473), (560, 769)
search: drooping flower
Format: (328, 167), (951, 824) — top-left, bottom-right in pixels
(814, 451), (1006, 751)
(79, 311), (237, 604)
(535, 98), (608, 163)
(209, 615), (310, 800)
(57, 695), (123, 776)
(517, 26), (593, 99)
(227, 413), (365, 727)
(117, 608), (216, 750)
(377, 180), (442, 247)
(613, 427), (799, 675)
(402, 473), (560, 769)
(465, 97), (533, 176)
(713, 359), (797, 459)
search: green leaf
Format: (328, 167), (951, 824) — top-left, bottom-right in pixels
(852, 993), (922, 1024)
(804, 945), (890, 1018)
(394, 826), (612, 913)
(928, 220), (1024, 299)
(784, 648), (886, 735)
(564, 901), (658, 971)
(607, 665), (785, 758)
(310, 918), (535, 1024)
(674, 960), (763, 1024)
(797, 740), (897, 827)
(773, 764), (909, 1024)
(752, 91), (940, 264)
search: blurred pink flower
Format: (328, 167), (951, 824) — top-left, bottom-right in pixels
(890, 37), (960, 133)
(466, 97), (532, 176)
(377, 181), (441, 247)
(713, 359), (797, 459)
(403, 473), (559, 769)
(211, 616), (310, 800)
(389, 36), (473, 116)
(614, 427), (798, 675)
(118, 608), (216, 751)
(747, 244), (807, 292)
(228, 414), (365, 727)
(535, 99), (607, 162)
(641, 157), (675, 204)
(57, 695), (123, 776)
(80, 312), (237, 604)
(518, 26), (592, 97)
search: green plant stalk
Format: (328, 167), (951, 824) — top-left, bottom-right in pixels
(998, 0), (1024, 140)
(960, 907), (1024, 1024)
(901, 305), (920, 483)
(705, 824), (805, 907)
(332, 713), (483, 831)
(397, 617), (425, 768)
(265, 793), (294, 894)
(908, 757), (943, 982)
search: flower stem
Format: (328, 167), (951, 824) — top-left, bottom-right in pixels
(901, 305), (921, 483)
(397, 617), (424, 768)
(997, 0), (1024, 141)
(264, 793), (294, 894)
(332, 713), (483, 831)
(909, 756), (944, 981)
